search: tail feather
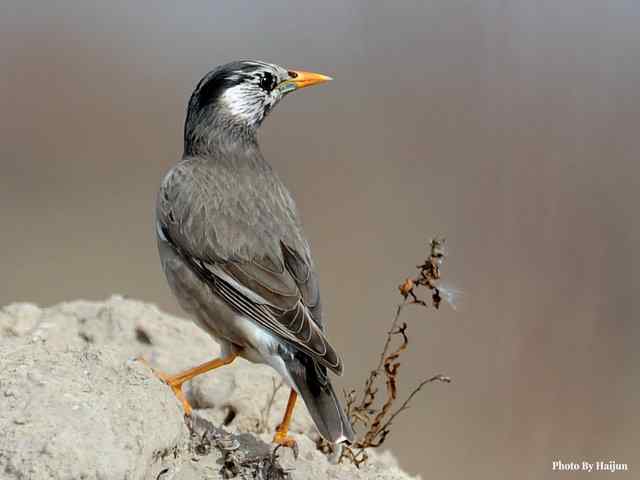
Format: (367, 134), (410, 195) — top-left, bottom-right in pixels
(283, 352), (354, 444)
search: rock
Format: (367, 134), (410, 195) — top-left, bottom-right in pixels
(0, 297), (417, 480)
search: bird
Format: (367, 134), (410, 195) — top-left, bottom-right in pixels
(151, 60), (355, 448)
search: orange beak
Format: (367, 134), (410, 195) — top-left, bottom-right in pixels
(280, 70), (333, 92)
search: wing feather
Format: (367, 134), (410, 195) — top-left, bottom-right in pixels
(157, 159), (342, 374)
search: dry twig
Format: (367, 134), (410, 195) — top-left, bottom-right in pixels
(318, 238), (451, 467)
(259, 377), (285, 433)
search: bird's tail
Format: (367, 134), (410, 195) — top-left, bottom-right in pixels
(284, 353), (354, 444)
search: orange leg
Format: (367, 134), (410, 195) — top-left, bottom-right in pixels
(273, 388), (298, 448)
(139, 354), (237, 416)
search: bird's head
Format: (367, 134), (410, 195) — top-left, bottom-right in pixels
(184, 60), (331, 154)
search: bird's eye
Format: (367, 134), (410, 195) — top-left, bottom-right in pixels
(259, 72), (277, 91)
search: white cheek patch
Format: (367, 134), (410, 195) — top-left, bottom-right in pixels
(220, 83), (266, 125)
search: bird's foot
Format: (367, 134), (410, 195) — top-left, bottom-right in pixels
(135, 357), (193, 416)
(272, 429), (299, 459)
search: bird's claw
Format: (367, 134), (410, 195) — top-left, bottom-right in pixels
(272, 431), (299, 459)
(135, 356), (193, 416)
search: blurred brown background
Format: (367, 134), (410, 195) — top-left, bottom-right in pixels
(1, 1), (638, 478)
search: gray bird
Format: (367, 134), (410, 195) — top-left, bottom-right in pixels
(152, 60), (354, 447)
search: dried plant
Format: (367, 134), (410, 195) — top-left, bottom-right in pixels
(318, 238), (452, 467)
(259, 377), (285, 433)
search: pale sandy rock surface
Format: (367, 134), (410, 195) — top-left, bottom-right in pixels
(0, 296), (418, 479)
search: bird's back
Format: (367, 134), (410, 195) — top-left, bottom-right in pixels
(158, 154), (311, 268)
